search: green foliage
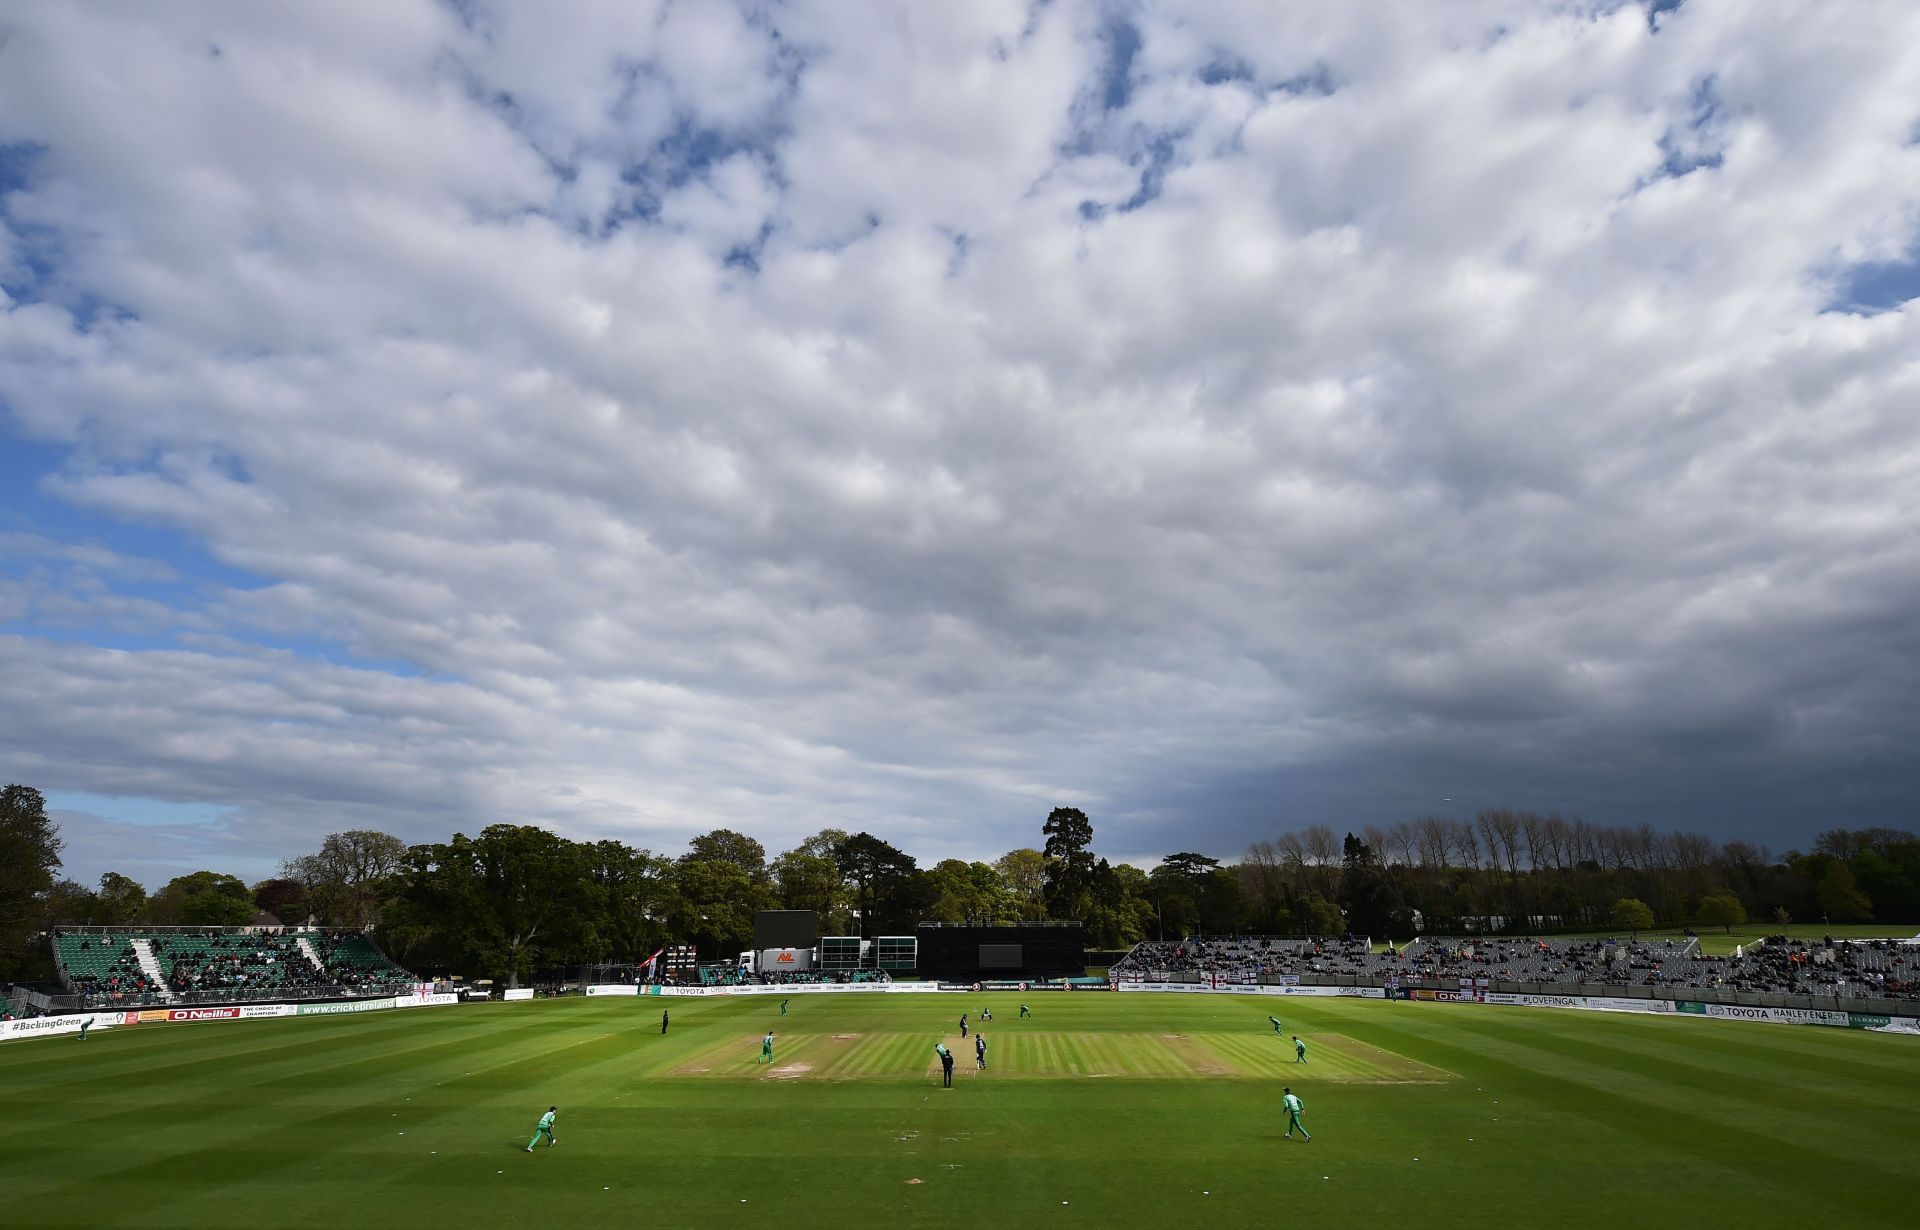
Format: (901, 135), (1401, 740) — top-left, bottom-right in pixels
(1817, 862), (1873, 923)
(149, 871), (255, 927)
(9, 770), (1918, 989)
(1337, 833), (1408, 941)
(1295, 890), (1344, 936)
(38, 880), (98, 929)
(0, 783), (62, 976)
(995, 848), (1047, 915)
(1848, 848), (1920, 920)
(397, 825), (597, 988)
(672, 856), (771, 955)
(1610, 897), (1655, 936)
(925, 859), (1015, 924)
(1696, 892), (1746, 932)
(770, 849), (848, 930)
(1041, 807), (1096, 919)
(1083, 861), (1155, 948)
(832, 832), (921, 937)
(94, 872), (148, 924)
(584, 841), (674, 962)
(684, 829), (768, 879)
(284, 830), (407, 928)
(251, 877), (311, 924)
(180, 890), (257, 928)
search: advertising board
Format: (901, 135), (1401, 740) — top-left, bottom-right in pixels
(296, 998), (396, 1016)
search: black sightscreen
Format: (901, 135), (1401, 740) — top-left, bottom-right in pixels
(914, 924), (1083, 979)
(978, 943), (1023, 969)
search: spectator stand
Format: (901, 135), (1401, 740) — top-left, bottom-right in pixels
(1108, 932), (1920, 1016)
(49, 926), (415, 1011)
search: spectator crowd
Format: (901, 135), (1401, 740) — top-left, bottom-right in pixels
(1111, 934), (1920, 1001)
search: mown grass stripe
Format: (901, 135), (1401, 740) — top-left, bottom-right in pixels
(1347, 1010), (1911, 1184)
(1416, 1011), (1920, 1153)
(6, 994), (1916, 1229)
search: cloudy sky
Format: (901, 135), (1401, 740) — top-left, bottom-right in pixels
(2, 1), (1918, 888)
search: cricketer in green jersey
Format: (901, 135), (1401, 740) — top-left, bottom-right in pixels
(1293, 1036), (1307, 1063)
(1282, 1089), (1309, 1140)
(780, 999), (789, 1016)
(1018, 1004), (1031, 1018)
(525, 1107), (558, 1151)
(1268, 1015), (1284, 1035)
(77, 1018), (92, 1040)
(760, 1031), (775, 1063)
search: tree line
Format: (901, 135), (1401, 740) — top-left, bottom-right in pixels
(3, 783), (1916, 986)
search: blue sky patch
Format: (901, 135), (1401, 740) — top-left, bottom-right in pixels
(1098, 17), (1140, 111)
(1647, 0), (1687, 31)
(48, 791), (238, 830)
(1120, 132), (1181, 212)
(1824, 248), (1920, 315)
(1651, 74), (1726, 180)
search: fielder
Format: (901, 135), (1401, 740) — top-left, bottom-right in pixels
(1282, 1088), (1309, 1140)
(525, 1106), (558, 1151)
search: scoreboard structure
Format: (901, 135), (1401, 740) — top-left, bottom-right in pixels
(753, 910), (821, 951)
(913, 922), (1085, 981)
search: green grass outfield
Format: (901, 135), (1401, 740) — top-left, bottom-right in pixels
(4, 992), (1917, 1229)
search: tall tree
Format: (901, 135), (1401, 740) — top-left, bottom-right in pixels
(150, 871), (255, 927)
(1300, 825), (1341, 896)
(0, 784), (62, 976)
(398, 826), (593, 988)
(1149, 853), (1225, 938)
(793, 829), (850, 860)
(285, 830), (407, 929)
(1238, 842), (1288, 931)
(926, 859), (1014, 924)
(1084, 858), (1155, 947)
(685, 829), (768, 879)
(995, 848), (1047, 916)
(38, 880), (98, 929)
(1816, 862), (1873, 923)
(1041, 807), (1096, 919)
(251, 878), (311, 924)
(94, 872), (149, 925)
(1154, 852), (1221, 882)
(1610, 897), (1655, 938)
(584, 841), (673, 963)
(1696, 892), (1746, 933)
(832, 833), (920, 937)
(1337, 833), (1407, 940)
(1294, 890), (1344, 936)
(770, 848), (849, 931)
(672, 856), (769, 957)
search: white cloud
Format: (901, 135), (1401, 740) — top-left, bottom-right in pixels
(2, 0), (1919, 880)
